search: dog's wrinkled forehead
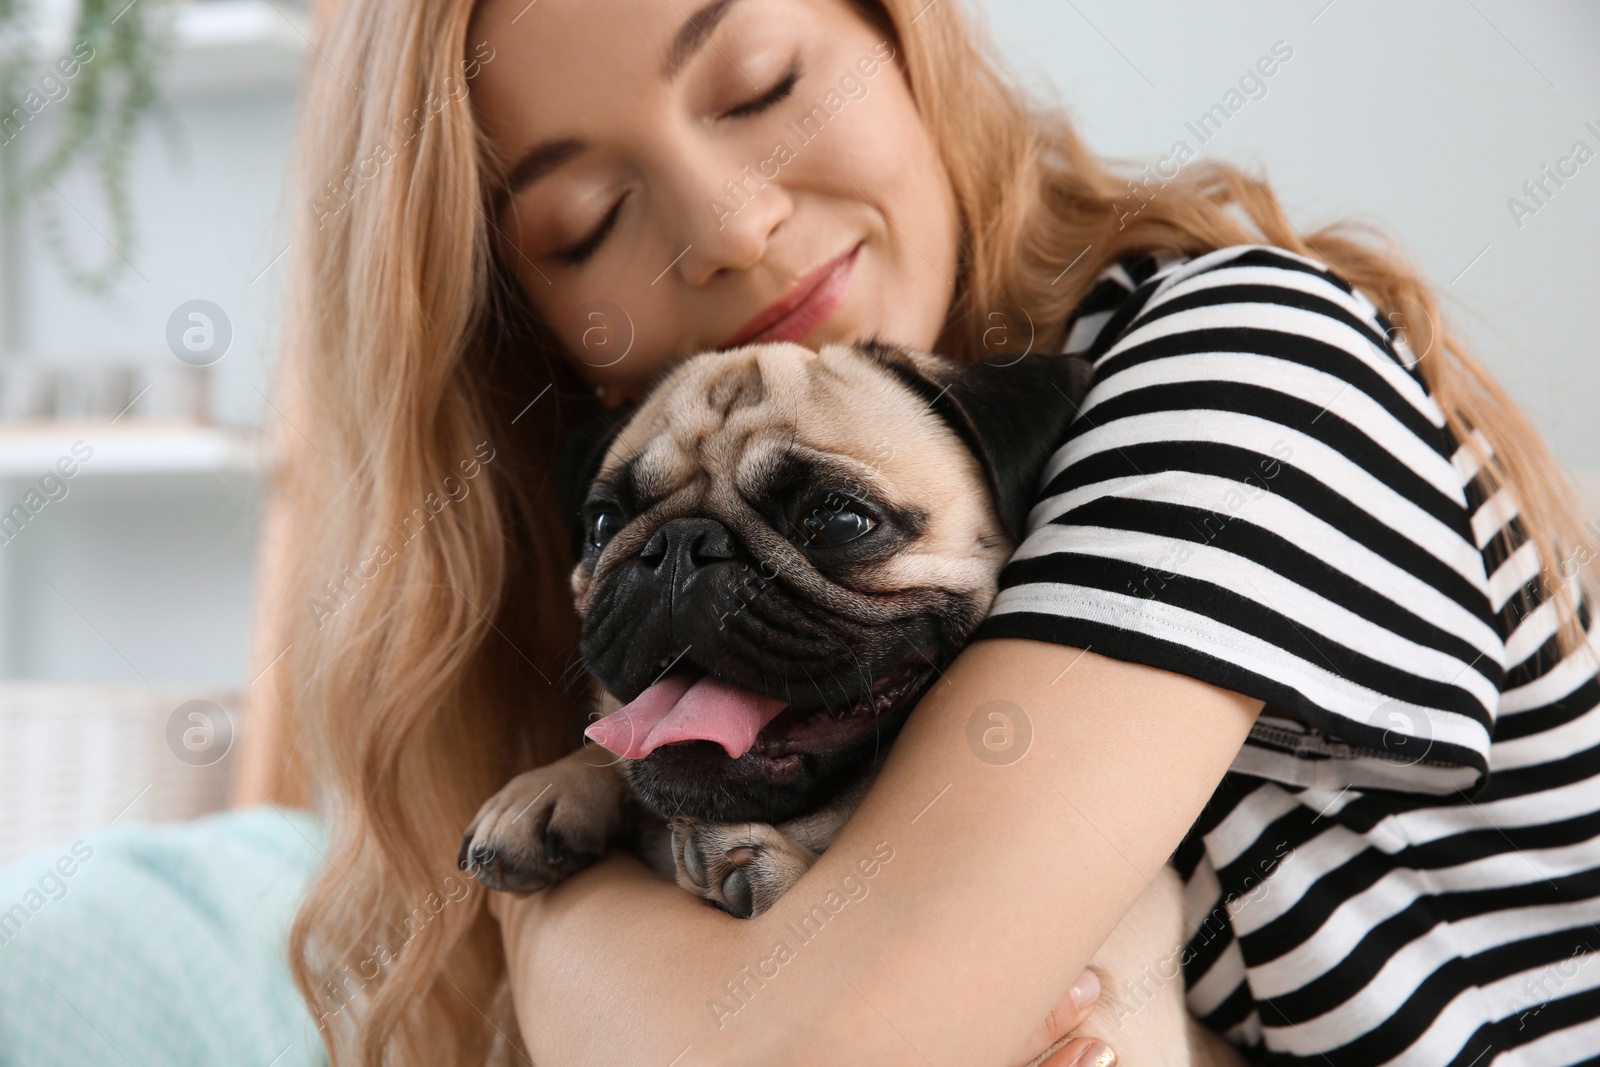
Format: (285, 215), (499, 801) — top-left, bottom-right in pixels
(592, 341), (981, 523)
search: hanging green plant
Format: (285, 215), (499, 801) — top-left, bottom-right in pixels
(0, 0), (176, 294)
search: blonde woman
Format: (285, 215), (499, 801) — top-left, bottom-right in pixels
(245, 0), (1600, 1064)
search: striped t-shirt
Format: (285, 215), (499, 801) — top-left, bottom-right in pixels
(971, 244), (1600, 1065)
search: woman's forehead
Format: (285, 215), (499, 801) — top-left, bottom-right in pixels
(472, 0), (778, 76)
(469, 0), (796, 148)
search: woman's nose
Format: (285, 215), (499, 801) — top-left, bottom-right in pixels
(659, 145), (795, 286)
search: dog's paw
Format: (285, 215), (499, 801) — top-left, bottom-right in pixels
(459, 750), (628, 894)
(668, 817), (820, 918)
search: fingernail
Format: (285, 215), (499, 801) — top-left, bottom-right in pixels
(1078, 1042), (1116, 1067)
(1069, 970), (1101, 1011)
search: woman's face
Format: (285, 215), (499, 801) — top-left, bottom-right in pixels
(470, 0), (960, 405)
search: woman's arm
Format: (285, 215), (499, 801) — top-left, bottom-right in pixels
(491, 638), (1261, 1067)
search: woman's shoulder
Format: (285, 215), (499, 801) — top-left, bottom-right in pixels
(983, 243), (1509, 795)
(1058, 243), (1456, 477)
(1037, 240), (1491, 652)
(1064, 244), (1419, 367)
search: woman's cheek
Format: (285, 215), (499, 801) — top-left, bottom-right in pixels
(837, 75), (941, 227)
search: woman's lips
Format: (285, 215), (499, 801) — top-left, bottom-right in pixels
(723, 241), (861, 348)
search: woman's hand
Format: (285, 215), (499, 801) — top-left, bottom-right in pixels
(1017, 969), (1116, 1067)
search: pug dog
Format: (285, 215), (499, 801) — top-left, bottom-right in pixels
(460, 339), (1244, 1067)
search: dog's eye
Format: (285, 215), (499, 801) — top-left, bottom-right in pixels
(801, 508), (875, 547)
(590, 509), (624, 551)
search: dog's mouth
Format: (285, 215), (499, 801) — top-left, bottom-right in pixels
(752, 660), (931, 761)
(585, 660), (933, 772)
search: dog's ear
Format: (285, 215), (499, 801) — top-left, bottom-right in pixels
(555, 402), (639, 561)
(859, 339), (1092, 545)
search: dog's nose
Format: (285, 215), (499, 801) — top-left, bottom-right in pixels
(640, 518), (737, 582)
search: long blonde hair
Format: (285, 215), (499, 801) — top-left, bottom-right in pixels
(272, 1), (1592, 1063)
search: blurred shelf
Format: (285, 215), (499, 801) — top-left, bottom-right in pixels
(0, 421), (261, 478)
(29, 0), (309, 94)
(166, 0), (310, 93)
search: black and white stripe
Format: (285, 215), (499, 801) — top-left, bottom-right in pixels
(972, 245), (1600, 1065)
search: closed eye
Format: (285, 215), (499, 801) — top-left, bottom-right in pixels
(552, 59), (803, 268)
(555, 195), (626, 267)
(721, 59), (801, 120)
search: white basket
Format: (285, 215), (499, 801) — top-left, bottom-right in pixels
(0, 683), (244, 869)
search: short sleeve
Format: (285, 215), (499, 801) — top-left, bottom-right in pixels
(970, 245), (1507, 796)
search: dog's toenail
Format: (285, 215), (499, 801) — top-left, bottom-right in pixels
(680, 835), (709, 888)
(726, 846), (757, 865)
(722, 866), (754, 918)
(545, 828), (565, 865)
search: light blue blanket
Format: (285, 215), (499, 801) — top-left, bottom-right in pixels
(0, 806), (330, 1067)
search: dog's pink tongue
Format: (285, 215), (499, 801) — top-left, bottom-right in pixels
(584, 674), (789, 760)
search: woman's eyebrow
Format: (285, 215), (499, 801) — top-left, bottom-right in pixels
(497, 0), (744, 205)
(661, 0), (744, 80)
(502, 138), (585, 203)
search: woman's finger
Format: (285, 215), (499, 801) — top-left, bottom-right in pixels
(1018, 969), (1112, 1066)
(1038, 1036), (1117, 1067)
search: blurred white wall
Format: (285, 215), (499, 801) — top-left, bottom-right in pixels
(0, 1), (302, 686)
(980, 0), (1600, 487)
(1, 0), (1596, 692)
